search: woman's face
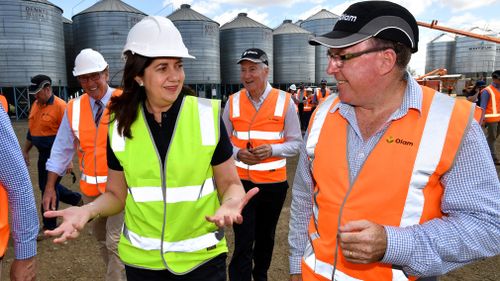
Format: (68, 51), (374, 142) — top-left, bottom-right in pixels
(138, 57), (185, 108)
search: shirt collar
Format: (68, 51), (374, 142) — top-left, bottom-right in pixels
(245, 82), (272, 103)
(89, 85), (114, 107)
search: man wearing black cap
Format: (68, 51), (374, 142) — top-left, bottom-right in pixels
(479, 70), (500, 164)
(315, 79), (331, 104)
(22, 75), (82, 238)
(289, 1), (500, 281)
(223, 48), (301, 281)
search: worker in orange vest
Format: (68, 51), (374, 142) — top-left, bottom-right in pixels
(43, 49), (126, 281)
(223, 48), (302, 281)
(479, 70), (500, 165)
(0, 101), (38, 281)
(302, 87), (315, 128)
(289, 1), (500, 281)
(22, 74), (83, 239)
(0, 94), (7, 112)
(315, 79), (331, 104)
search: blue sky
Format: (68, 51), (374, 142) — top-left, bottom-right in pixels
(49, 0), (500, 76)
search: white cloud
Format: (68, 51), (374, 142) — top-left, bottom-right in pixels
(444, 0), (497, 12)
(212, 8), (271, 27)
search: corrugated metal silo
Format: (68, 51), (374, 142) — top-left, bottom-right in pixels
(455, 27), (497, 78)
(168, 4), (220, 98)
(495, 45), (500, 71)
(72, 0), (146, 87)
(273, 20), (314, 85)
(300, 9), (338, 84)
(220, 13), (273, 85)
(0, 0), (67, 87)
(63, 17), (78, 89)
(425, 33), (456, 73)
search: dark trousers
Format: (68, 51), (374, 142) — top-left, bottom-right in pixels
(125, 254), (227, 281)
(38, 148), (82, 230)
(298, 103), (305, 130)
(229, 180), (289, 281)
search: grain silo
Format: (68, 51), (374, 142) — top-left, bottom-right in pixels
(220, 13), (273, 96)
(495, 45), (500, 71)
(168, 4), (220, 98)
(273, 20), (314, 87)
(63, 17), (78, 90)
(0, 0), (67, 119)
(425, 33), (456, 73)
(455, 27), (497, 78)
(72, 0), (146, 87)
(0, 0), (67, 88)
(300, 9), (339, 85)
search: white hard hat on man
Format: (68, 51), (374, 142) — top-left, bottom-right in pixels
(123, 16), (194, 59)
(73, 48), (108, 76)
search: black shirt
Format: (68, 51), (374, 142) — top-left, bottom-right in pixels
(107, 94), (233, 171)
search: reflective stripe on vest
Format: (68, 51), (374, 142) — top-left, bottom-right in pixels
(484, 86), (500, 121)
(128, 178), (215, 203)
(71, 97), (81, 140)
(233, 130), (284, 141)
(235, 159), (286, 171)
(123, 224), (223, 253)
(81, 173), (107, 184)
(306, 95), (337, 160)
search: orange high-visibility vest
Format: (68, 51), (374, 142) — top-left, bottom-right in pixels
(484, 85), (500, 123)
(0, 95), (7, 112)
(0, 186), (8, 257)
(67, 89), (121, 196)
(28, 95), (66, 137)
(302, 86), (477, 281)
(315, 87), (331, 104)
(304, 92), (314, 112)
(229, 88), (290, 183)
(1, 97), (9, 257)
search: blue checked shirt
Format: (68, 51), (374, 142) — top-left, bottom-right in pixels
(0, 109), (38, 259)
(288, 74), (500, 277)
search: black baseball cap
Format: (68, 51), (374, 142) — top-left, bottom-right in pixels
(309, 1), (419, 53)
(29, 74), (52, 94)
(492, 70), (500, 80)
(237, 48), (269, 65)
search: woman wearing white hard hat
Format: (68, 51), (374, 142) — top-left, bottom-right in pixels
(45, 16), (257, 280)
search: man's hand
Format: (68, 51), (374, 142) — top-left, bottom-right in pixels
(338, 220), (387, 264)
(10, 257), (37, 281)
(42, 185), (57, 212)
(237, 149), (260, 165)
(22, 151), (30, 166)
(250, 144), (272, 160)
(290, 274), (303, 281)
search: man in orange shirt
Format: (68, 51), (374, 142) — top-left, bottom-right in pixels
(22, 75), (82, 237)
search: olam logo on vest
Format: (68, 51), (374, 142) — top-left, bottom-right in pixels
(386, 136), (414, 147)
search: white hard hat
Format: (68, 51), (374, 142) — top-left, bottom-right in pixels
(289, 84), (296, 91)
(122, 16), (194, 59)
(306, 87), (313, 91)
(73, 48), (108, 77)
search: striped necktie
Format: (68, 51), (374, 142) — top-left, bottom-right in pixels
(94, 100), (104, 126)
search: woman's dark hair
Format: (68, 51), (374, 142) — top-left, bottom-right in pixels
(108, 51), (153, 139)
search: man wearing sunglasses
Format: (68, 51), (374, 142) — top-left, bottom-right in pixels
(22, 74), (83, 240)
(43, 49), (125, 281)
(223, 48), (302, 281)
(289, 1), (500, 281)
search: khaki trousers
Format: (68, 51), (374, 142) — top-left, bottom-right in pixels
(84, 196), (126, 281)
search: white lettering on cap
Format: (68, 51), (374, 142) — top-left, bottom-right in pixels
(243, 50), (258, 56)
(339, 14), (357, 22)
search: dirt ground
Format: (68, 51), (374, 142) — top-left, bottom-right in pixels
(1, 120), (499, 280)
